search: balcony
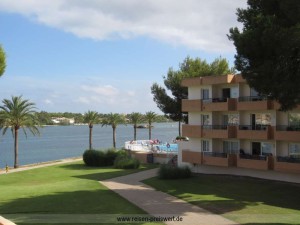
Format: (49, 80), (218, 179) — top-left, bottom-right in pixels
(237, 125), (274, 140)
(182, 124), (202, 138)
(275, 125), (300, 142)
(202, 125), (237, 139)
(237, 154), (273, 170)
(202, 98), (237, 111)
(202, 152), (237, 167)
(182, 99), (202, 112)
(237, 96), (272, 110)
(182, 150), (202, 164)
(274, 156), (300, 173)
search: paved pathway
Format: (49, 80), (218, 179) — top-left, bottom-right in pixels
(0, 157), (82, 175)
(0, 216), (16, 225)
(101, 168), (238, 225)
(192, 165), (300, 184)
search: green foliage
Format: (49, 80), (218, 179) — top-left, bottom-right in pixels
(101, 113), (126, 148)
(114, 155), (140, 169)
(83, 111), (100, 126)
(228, 0), (300, 111)
(35, 111), (54, 125)
(0, 45), (6, 77)
(129, 112), (144, 140)
(0, 96), (40, 168)
(145, 111), (157, 140)
(151, 56), (234, 131)
(83, 149), (126, 167)
(158, 164), (191, 179)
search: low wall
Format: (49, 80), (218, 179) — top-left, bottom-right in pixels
(237, 156), (269, 170)
(274, 161), (300, 173)
(129, 151), (176, 164)
(202, 156), (228, 167)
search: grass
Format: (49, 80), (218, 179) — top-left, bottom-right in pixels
(0, 161), (162, 225)
(143, 173), (300, 225)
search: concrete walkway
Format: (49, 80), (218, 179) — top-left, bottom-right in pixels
(192, 165), (300, 184)
(0, 157), (82, 175)
(101, 168), (238, 225)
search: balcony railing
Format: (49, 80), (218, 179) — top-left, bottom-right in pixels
(277, 156), (300, 164)
(202, 125), (228, 130)
(239, 125), (269, 131)
(276, 125), (300, 131)
(238, 96), (268, 102)
(239, 154), (267, 161)
(203, 152), (227, 158)
(202, 97), (227, 103)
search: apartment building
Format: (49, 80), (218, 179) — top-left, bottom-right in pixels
(179, 74), (300, 173)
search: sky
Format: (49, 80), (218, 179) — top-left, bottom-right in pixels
(0, 0), (247, 114)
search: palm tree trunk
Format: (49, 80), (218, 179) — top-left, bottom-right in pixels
(178, 121), (181, 136)
(149, 125), (152, 140)
(89, 126), (93, 150)
(14, 128), (19, 168)
(113, 126), (116, 148)
(134, 125), (137, 140)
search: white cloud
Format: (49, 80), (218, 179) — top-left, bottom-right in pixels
(0, 0), (247, 52)
(44, 99), (53, 104)
(81, 84), (119, 96)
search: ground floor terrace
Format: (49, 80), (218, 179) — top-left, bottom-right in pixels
(179, 139), (300, 173)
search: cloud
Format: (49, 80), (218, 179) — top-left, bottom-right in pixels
(81, 84), (119, 97)
(0, 0), (247, 52)
(44, 99), (53, 104)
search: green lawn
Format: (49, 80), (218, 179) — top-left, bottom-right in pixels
(144, 173), (300, 225)
(0, 161), (162, 225)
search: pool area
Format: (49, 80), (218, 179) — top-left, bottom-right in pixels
(124, 140), (178, 153)
(153, 143), (178, 152)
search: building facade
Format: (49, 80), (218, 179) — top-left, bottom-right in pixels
(178, 74), (300, 173)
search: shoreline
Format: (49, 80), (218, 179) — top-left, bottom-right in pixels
(0, 157), (82, 175)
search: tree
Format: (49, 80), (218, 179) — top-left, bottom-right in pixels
(0, 96), (40, 168)
(145, 111), (157, 140)
(151, 56), (234, 135)
(228, 0), (300, 111)
(0, 45), (6, 77)
(101, 113), (126, 148)
(83, 111), (100, 150)
(128, 112), (143, 141)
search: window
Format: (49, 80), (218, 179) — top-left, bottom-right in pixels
(289, 113), (300, 127)
(202, 89), (209, 99)
(252, 113), (271, 126)
(289, 143), (300, 157)
(261, 142), (272, 156)
(223, 141), (239, 154)
(202, 140), (210, 152)
(223, 114), (239, 125)
(250, 88), (259, 97)
(201, 114), (210, 126)
(202, 89), (209, 102)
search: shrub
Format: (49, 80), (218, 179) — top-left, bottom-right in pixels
(158, 164), (191, 179)
(114, 155), (140, 169)
(83, 149), (128, 167)
(83, 150), (103, 167)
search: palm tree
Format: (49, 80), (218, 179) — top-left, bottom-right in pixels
(128, 112), (143, 141)
(83, 111), (99, 150)
(101, 113), (126, 148)
(145, 111), (157, 140)
(0, 96), (40, 168)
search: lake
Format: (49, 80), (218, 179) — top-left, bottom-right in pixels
(0, 122), (178, 168)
